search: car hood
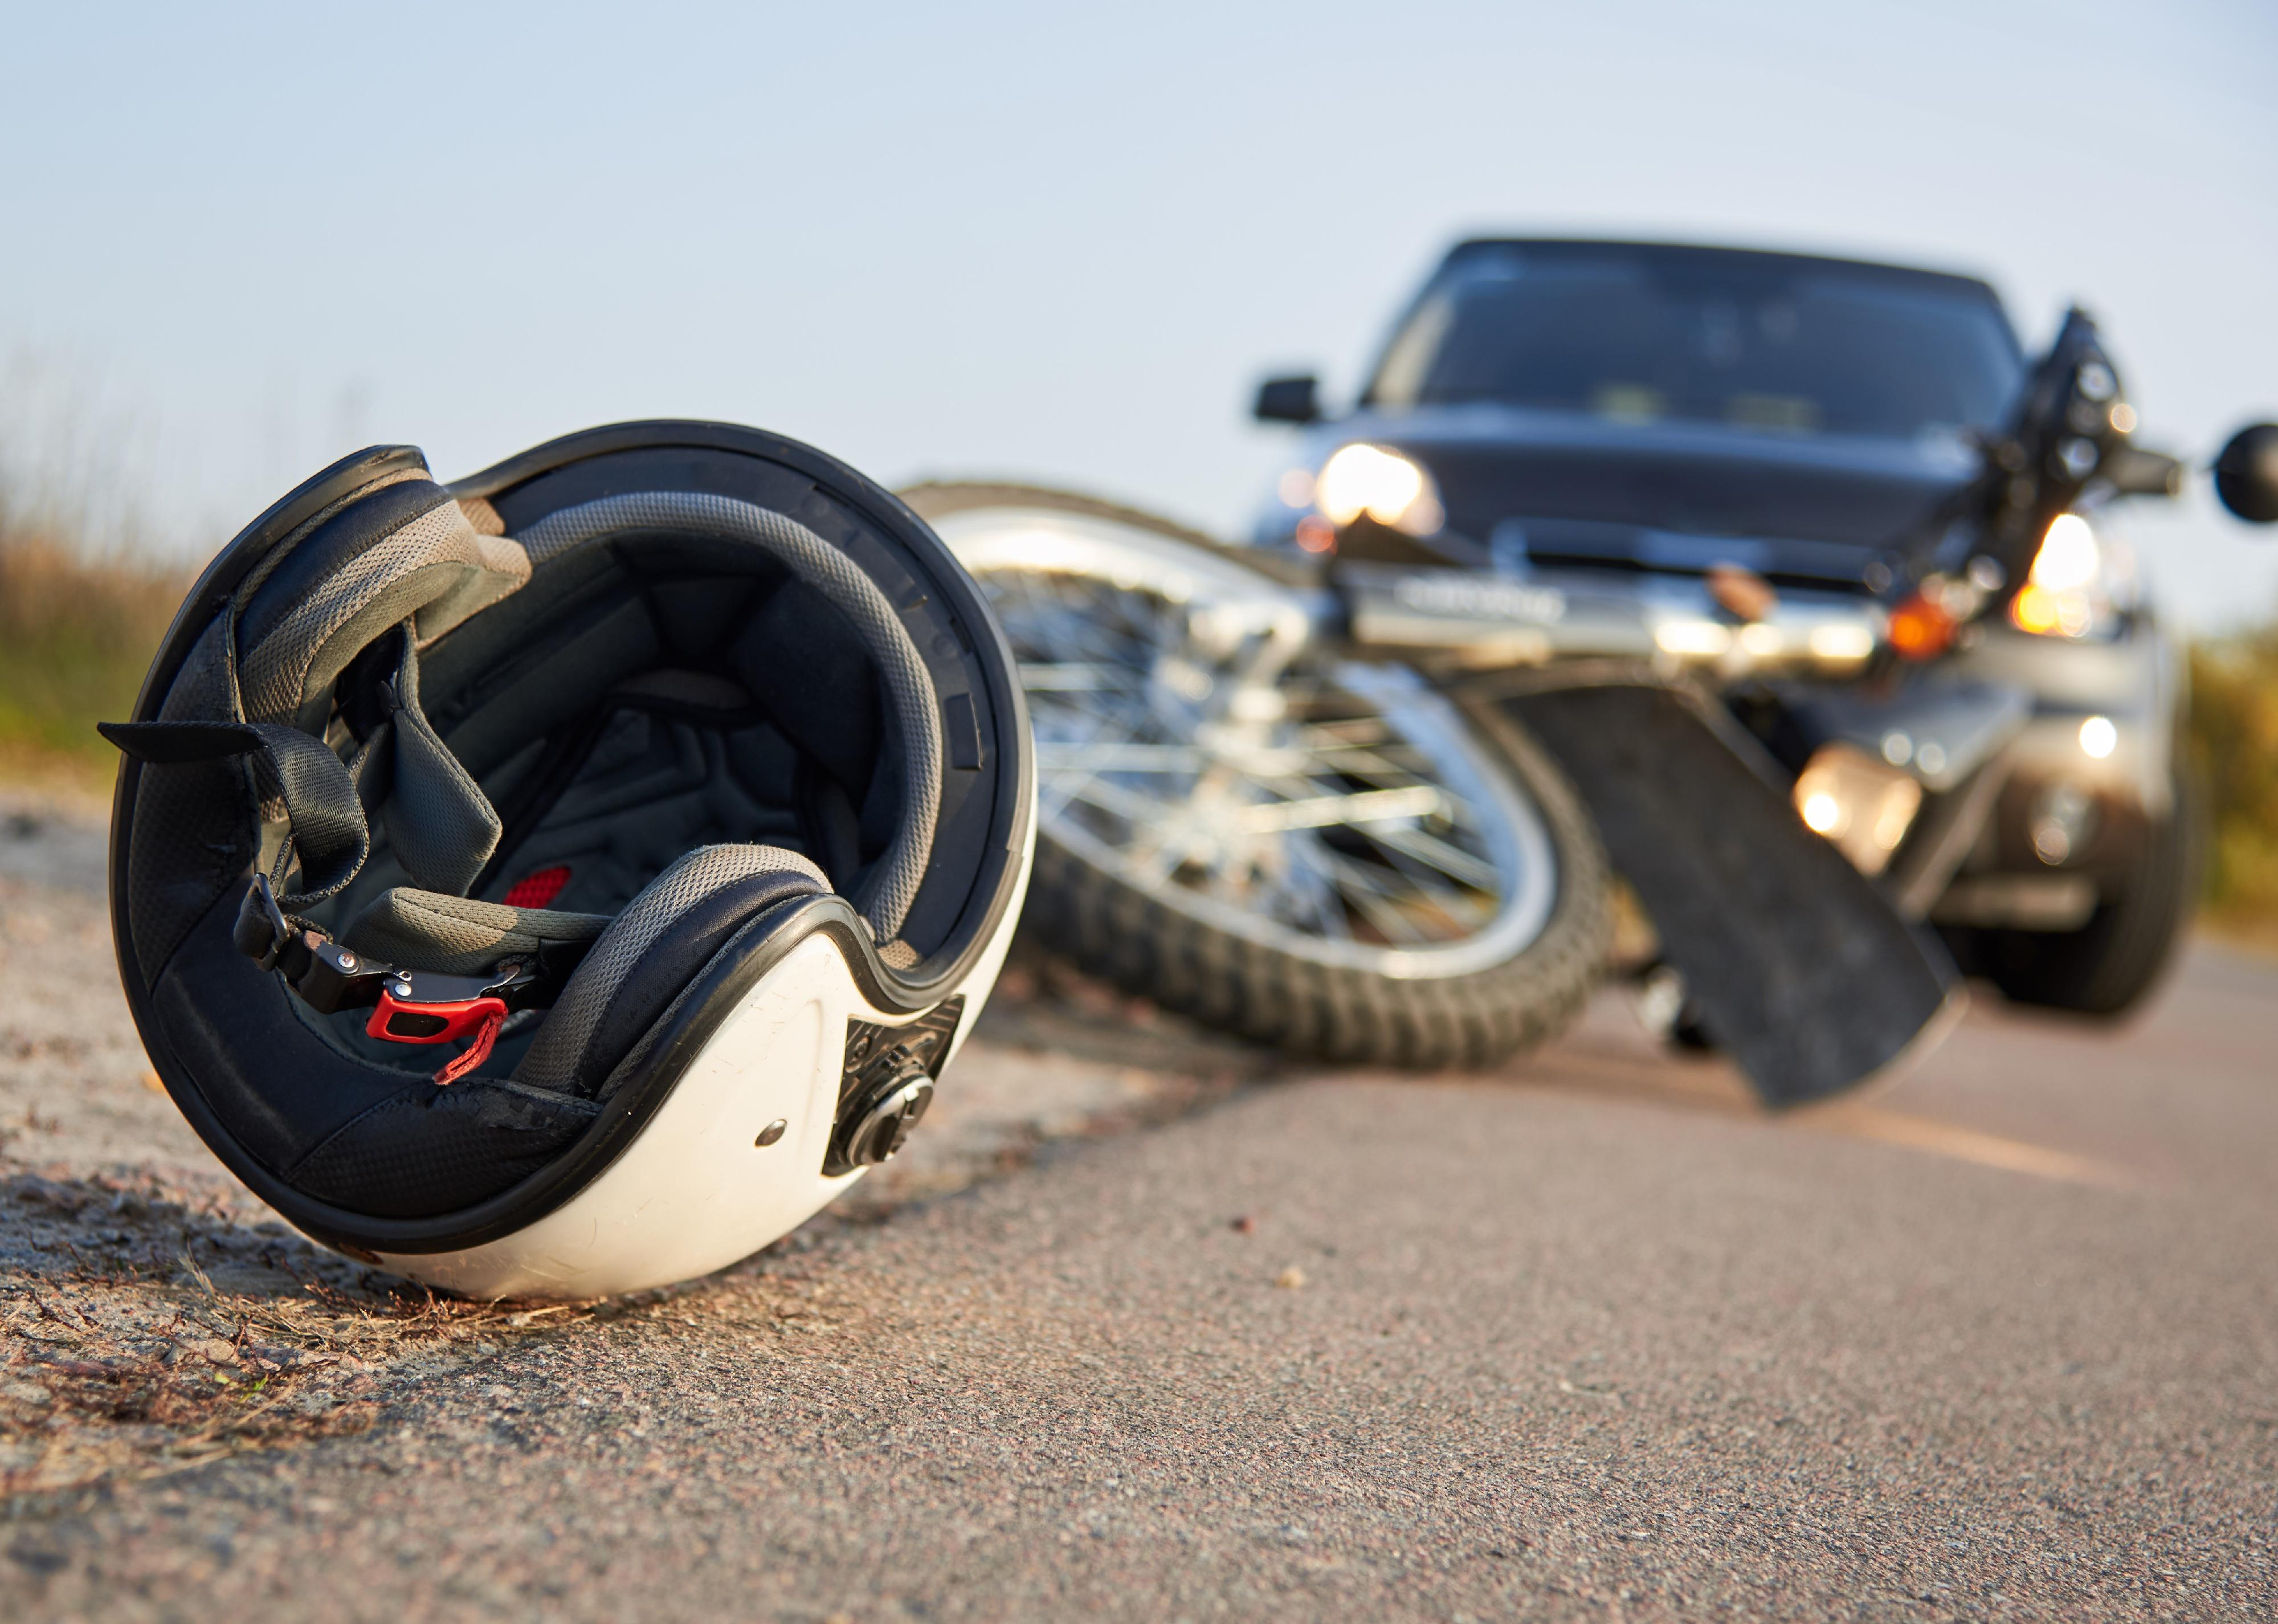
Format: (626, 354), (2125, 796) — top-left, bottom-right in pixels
(1338, 406), (1983, 554)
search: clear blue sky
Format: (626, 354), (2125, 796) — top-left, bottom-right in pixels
(3, 1), (2274, 626)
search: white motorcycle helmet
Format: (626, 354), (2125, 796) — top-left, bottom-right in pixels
(105, 423), (1034, 1299)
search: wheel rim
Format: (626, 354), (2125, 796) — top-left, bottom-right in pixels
(937, 508), (1558, 977)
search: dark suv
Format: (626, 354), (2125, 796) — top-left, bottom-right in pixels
(1250, 238), (2197, 1015)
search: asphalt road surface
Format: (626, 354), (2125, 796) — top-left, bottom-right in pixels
(4, 790), (2275, 1621)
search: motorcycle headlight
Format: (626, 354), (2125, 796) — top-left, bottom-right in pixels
(2010, 512), (2113, 639)
(1314, 444), (1444, 537)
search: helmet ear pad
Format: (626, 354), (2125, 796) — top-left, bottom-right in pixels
(234, 477), (528, 731)
(512, 845), (830, 1098)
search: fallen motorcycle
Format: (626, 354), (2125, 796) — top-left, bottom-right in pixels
(909, 239), (2277, 1106)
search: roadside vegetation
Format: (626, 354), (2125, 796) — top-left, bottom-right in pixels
(0, 521), (184, 788)
(2189, 627), (2278, 942)
(0, 501), (2273, 933)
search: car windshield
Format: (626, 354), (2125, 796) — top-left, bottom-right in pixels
(1367, 246), (2023, 439)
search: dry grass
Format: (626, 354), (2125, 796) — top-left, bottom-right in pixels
(2189, 629), (2278, 943)
(0, 525), (187, 789)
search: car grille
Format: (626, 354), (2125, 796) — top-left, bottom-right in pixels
(1495, 517), (1887, 595)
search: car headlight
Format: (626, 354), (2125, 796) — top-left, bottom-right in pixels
(2010, 512), (2114, 639)
(1314, 444), (1445, 537)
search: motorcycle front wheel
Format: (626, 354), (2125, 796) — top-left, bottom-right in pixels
(904, 483), (1610, 1069)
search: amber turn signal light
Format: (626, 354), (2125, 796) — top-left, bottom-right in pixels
(1885, 593), (1957, 660)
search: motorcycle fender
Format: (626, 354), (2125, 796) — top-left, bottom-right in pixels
(1469, 676), (1961, 1108)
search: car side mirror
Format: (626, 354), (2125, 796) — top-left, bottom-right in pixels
(2214, 423), (2278, 524)
(1253, 375), (1321, 425)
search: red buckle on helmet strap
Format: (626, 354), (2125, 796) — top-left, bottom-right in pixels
(367, 991), (509, 1086)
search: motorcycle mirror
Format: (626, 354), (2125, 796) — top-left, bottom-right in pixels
(2214, 423), (2278, 524)
(2103, 445), (2185, 499)
(1254, 374), (1321, 425)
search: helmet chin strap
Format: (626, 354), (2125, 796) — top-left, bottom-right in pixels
(110, 602), (508, 918)
(99, 718), (372, 911)
(366, 623), (503, 897)
(105, 599), (564, 1083)
(98, 701), (536, 1083)
(226, 873), (591, 1084)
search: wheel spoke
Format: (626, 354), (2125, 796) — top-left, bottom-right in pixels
(1235, 785), (1447, 834)
(1309, 844), (1439, 945)
(1362, 823), (1505, 892)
